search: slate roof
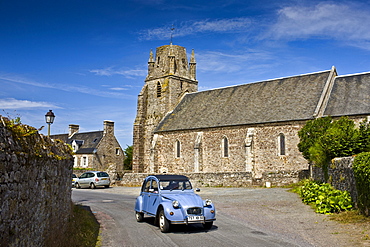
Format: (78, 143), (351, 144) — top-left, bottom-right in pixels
(50, 131), (103, 154)
(155, 70), (332, 132)
(324, 72), (370, 117)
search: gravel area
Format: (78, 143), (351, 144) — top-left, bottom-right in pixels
(92, 186), (367, 246)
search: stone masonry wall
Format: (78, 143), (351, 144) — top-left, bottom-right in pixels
(118, 170), (305, 188)
(0, 116), (73, 247)
(152, 121), (308, 178)
(311, 157), (358, 203)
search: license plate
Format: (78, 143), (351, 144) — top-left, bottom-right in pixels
(188, 216), (204, 221)
(101, 178), (107, 180)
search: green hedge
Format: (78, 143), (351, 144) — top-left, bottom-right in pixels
(353, 152), (370, 216)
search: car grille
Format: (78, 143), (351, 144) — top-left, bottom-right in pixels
(187, 207), (202, 215)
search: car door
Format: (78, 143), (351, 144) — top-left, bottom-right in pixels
(142, 179), (151, 213)
(145, 179), (159, 215)
(79, 173), (89, 188)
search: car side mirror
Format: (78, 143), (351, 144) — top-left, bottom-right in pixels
(196, 188), (200, 192)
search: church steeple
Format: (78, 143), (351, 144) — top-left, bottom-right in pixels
(133, 43), (198, 173)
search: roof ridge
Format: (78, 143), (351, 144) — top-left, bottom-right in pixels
(335, 71), (370, 78)
(187, 69), (332, 95)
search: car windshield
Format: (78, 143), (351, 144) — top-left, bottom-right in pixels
(160, 180), (192, 191)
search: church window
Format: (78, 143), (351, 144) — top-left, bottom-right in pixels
(157, 56), (160, 67)
(278, 133), (286, 156)
(222, 137), (229, 158)
(175, 140), (181, 158)
(157, 82), (162, 97)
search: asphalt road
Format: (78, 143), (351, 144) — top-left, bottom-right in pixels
(72, 187), (353, 247)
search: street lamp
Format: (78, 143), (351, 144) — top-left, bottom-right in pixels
(45, 110), (55, 137)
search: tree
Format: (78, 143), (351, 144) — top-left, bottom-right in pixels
(298, 116), (369, 181)
(123, 145), (133, 170)
(298, 116), (332, 161)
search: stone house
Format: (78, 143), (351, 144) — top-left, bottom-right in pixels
(132, 43), (370, 183)
(51, 120), (124, 175)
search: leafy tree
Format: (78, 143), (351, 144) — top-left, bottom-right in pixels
(123, 145), (133, 170)
(298, 116), (332, 161)
(298, 116), (370, 181)
(358, 119), (370, 153)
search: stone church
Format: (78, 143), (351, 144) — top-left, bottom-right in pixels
(132, 43), (370, 185)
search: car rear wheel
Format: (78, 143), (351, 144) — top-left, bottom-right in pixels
(159, 209), (170, 233)
(203, 221), (213, 230)
(135, 211), (144, 222)
(104, 185), (109, 188)
(90, 183), (96, 189)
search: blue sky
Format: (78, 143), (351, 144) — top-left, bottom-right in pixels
(1, 0), (370, 148)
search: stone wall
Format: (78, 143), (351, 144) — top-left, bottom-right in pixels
(149, 121), (309, 179)
(118, 170), (305, 188)
(0, 116), (73, 247)
(311, 157), (358, 203)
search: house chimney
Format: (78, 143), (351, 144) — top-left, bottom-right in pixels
(69, 124), (79, 137)
(103, 120), (114, 135)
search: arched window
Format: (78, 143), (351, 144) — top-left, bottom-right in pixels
(157, 82), (162, 97)
(222, 137), (229, 157)
(279, 133), (286, 156)
(175, 140), (181, 158)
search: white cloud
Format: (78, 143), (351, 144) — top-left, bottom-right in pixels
(197, 49), (273, 73)
(139, 17), (252, 40)
(89, 67), (146, 78)
(269, 2), (370, 48)
(0, 98), (60, 109)
(0, 73), (133, 99)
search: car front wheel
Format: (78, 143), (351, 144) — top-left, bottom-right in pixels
(158, 209), (170, 233)
(90, 183), (96, 189)
(75, 183), (81, 189)
(135, 211), (144, 222)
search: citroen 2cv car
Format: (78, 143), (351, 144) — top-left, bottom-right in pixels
(135, 175), (216, 233)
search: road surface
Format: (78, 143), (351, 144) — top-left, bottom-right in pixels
(72, 187), (353, 247)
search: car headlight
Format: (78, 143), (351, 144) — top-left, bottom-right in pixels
(172, 200), (180, 208)
(205, 199), (212, 206)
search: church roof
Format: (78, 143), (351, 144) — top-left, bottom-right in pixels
(324, 72), (370, 117)
(155, 70), (332, 132)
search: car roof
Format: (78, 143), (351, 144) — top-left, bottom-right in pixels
(150, 175), (189, 181)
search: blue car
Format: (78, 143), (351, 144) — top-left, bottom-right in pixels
(135, 175), (216, 232)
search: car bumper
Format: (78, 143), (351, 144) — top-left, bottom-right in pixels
(171, 218), (216, 225)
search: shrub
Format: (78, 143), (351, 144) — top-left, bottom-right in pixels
(353, 152), (370, 216)
(297, 180), (352, 214)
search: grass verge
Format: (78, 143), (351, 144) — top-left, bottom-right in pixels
(64, 203), (101, 247)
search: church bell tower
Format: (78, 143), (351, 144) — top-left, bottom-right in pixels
(133, 44), (198, 173)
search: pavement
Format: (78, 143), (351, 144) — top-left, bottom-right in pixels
(84, 186), (367, 246)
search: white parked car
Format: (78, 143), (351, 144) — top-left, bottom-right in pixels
(75, 171), (110, 189)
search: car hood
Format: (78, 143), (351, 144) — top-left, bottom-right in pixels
(162, 193), (204, 208)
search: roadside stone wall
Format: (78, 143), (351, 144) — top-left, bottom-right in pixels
(118, 170), (304, 188)
(311, 157), (358, 203)
(0, 116), (73, 247)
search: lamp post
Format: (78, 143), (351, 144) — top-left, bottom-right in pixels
(45, 110), (55, 137)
